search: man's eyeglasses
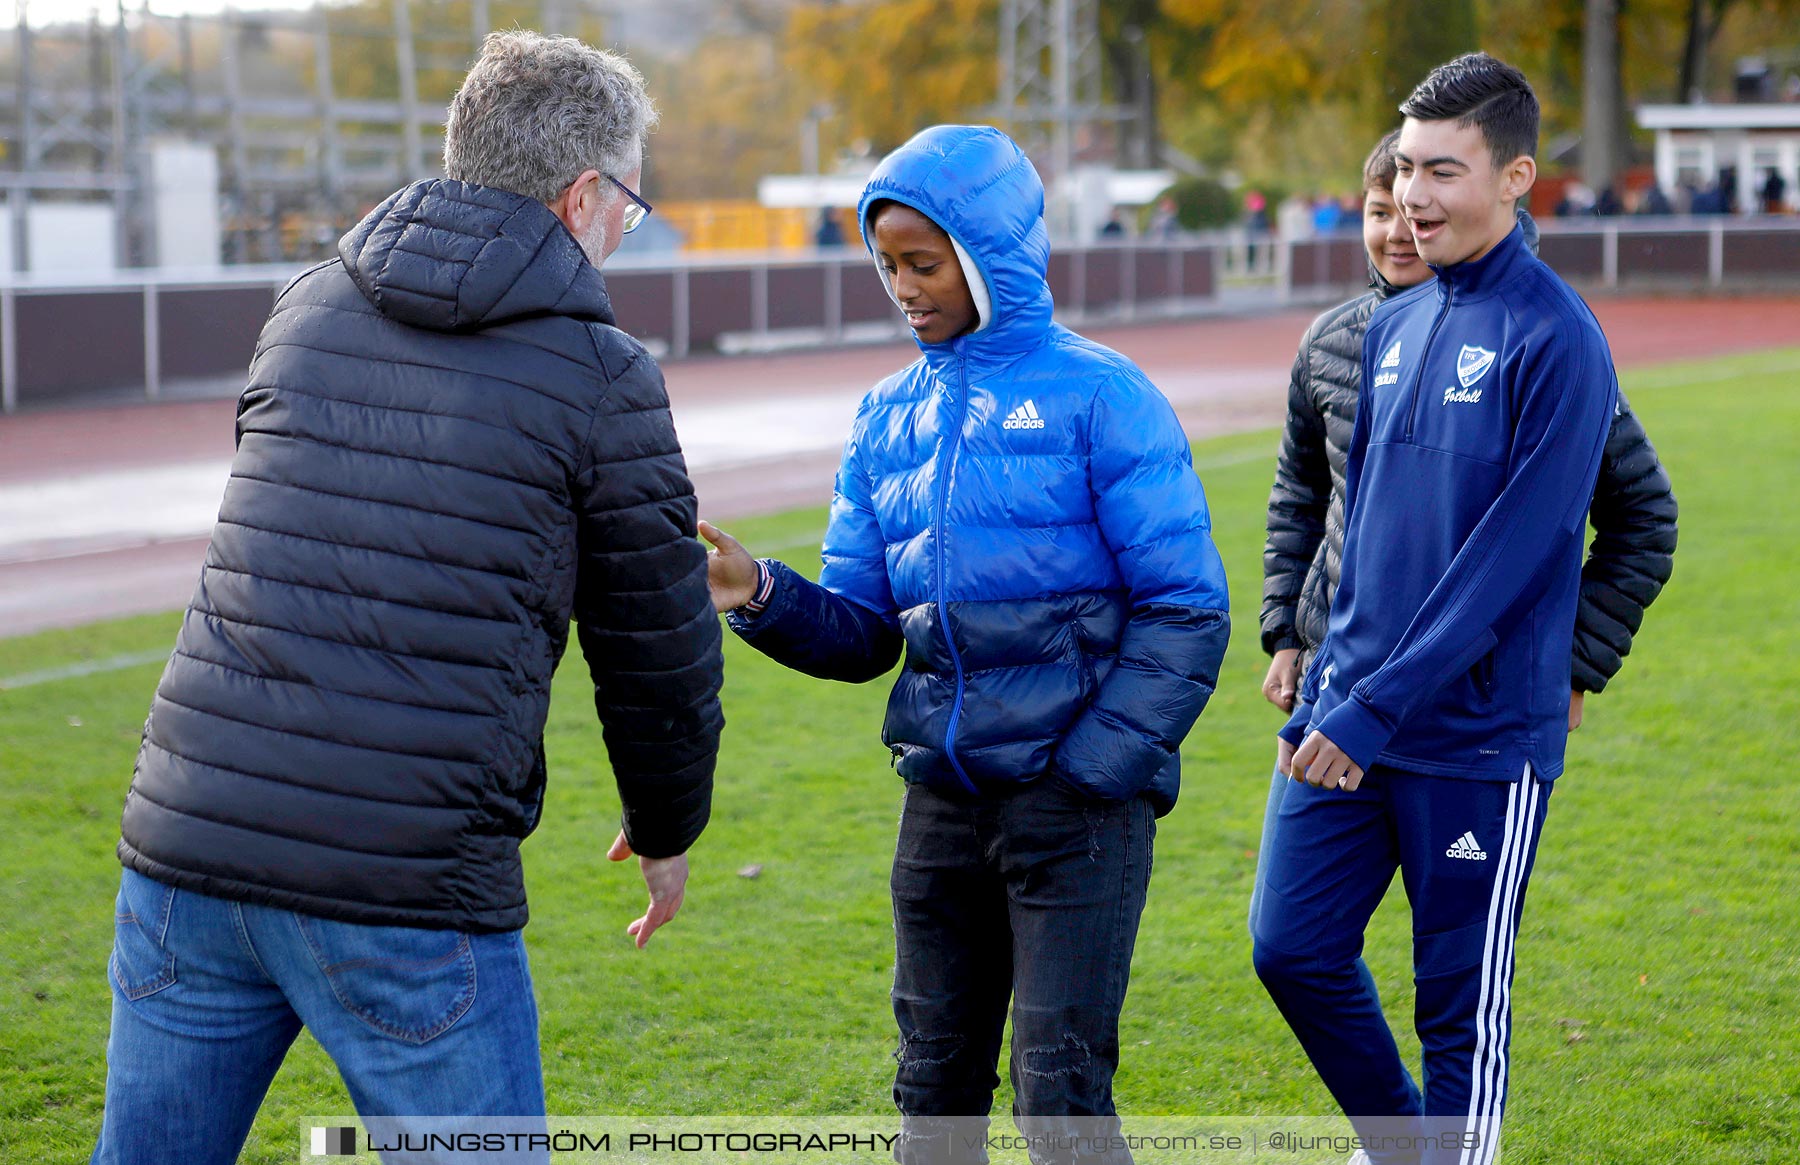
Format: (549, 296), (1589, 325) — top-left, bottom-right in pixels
(607, 174), (653, 234)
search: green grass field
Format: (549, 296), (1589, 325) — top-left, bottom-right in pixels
(3, 348), (1798, 1164)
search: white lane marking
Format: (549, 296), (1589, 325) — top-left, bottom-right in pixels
(0, 395), (863, 561)
(0, 378), (1282, 564)
(0, 649), (168, 691)
(0, 461), (234, 560)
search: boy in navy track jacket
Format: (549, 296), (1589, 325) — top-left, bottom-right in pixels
(701, 126), (1230, 1163)
(1247, 133), (1677, 933)
(1256, 55), (1617, 1165)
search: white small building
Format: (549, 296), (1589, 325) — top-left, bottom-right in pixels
(1637, 103), (1800, 212)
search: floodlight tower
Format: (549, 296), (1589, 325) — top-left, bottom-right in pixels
(997, 0), (1104, 233)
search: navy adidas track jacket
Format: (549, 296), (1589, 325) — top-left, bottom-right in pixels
(1283, 223), (1616, 782)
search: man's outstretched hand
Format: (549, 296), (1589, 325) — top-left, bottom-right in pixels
(607, 830), (688, 949)
(697, 520), (759, 613)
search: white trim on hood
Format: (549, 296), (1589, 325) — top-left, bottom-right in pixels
(947, 235), (993, 333)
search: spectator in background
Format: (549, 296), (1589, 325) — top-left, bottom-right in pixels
(1100, 208), (1128, 239)
(816, 206), (847, 247)
(1312, 194), (1343, 234)
(1277, 191), (1314, 242)
(1246, 189), (1271, 265)
(1557, 178), (1595, 217)
(1762, 167), (1788, 214)
(1148, 194), (1181, 238)
(1676, 177), (1699, 214)
(1594, 185), (1624, 216)
(1636, 182), (1673, 216)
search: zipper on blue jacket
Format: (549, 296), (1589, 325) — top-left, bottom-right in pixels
(1406, 282), (1453, 442)
(936, 353), (979, 796)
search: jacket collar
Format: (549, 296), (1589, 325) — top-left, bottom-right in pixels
(1430, 219), (1531, 300)
(1367, 259), (1403, 300)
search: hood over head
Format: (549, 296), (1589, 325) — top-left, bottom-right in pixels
(339, 179), (612, 333)
(857, 125), (1054, 366)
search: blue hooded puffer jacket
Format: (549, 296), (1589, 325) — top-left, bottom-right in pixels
(731, 125), (1230, 813)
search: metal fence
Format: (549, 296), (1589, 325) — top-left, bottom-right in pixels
(5, 218), (1798, 413)
(1285, 216), (1800, 296)
(0, 241), (1227, 411)
(1, 265), (292, 413)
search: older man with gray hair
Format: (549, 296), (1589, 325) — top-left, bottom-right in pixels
(91, 32), (721, 1163)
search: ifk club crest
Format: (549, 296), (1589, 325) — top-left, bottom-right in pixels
(1456, 345), (1497, 389)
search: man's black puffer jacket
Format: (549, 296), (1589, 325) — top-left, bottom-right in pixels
(1261, 213), (1677, 693)
(118, 180), (724, 932)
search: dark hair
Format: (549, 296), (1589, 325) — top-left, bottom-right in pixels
(1398, 52), (1538, 168)
(864, 198), (897, 229)
(865, 198), (946, 239)
(1363, 129), (1401, 194)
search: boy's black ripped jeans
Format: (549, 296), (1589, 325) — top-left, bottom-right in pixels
(889, 775), (1154, 1165)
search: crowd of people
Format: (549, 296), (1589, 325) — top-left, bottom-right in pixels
(1549, 168), (1795, 218)
(1094, 165), (1794, 248)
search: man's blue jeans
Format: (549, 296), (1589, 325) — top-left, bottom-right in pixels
(92, 868), (545, 1165)
(889, 777), (1155, 1165)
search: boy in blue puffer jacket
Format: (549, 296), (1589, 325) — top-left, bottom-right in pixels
(700, 125), (1230, 1162)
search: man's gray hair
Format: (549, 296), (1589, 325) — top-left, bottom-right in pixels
(444, 31), (657, 205)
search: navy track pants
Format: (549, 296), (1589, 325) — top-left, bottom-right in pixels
(1251, 763), (1550, 1165)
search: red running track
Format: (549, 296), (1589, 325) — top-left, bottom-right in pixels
(2, 296), (1796, 636)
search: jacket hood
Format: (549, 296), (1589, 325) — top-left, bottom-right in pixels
(339, 179), (613, 333)
(1368, 207), (1540, 299)
(857, 126), (1054, 372)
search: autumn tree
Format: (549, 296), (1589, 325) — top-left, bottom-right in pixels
(1673, 0), (1800, 100)
(782, 0), (998, 157)
(313, 0), (551, 107)
(1149, 0), (1373, 191)
(639, 35), (810, 198)
(1363, 0), (1479, 117)
(1101, 0), (1161, 168)
(240, 0), (1800, 204)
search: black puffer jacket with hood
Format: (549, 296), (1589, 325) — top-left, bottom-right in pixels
(1261, 212), (1677, 693)
(118, 180), (723, 932)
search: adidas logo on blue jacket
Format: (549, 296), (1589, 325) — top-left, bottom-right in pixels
(1002, 400), (1046, 429)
